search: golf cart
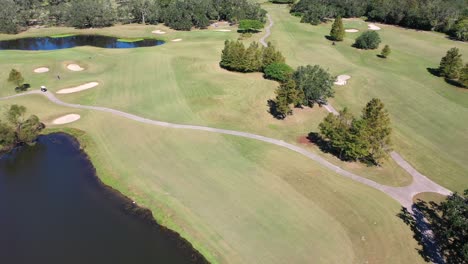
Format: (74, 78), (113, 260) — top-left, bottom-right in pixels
(40, 86), (47, 92)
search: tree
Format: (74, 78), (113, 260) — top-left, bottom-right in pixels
(262, 42), (285, 68)
(8, 69), (24, 88)
(459, 63), (468, 88)
(244, 42), (263, 72)
(361, 98), (392, 164)
(439, 47), (463, 80)
(274, 78), (304, 118)
(293, 65), (335, 106)
(380, 45), (391, 58)
(264, 63), (294, 82)
(330, 16), (345, 41)
(354, 31), (381, 50)
(0, 0), (19, 34)
(68, 0), (116, 28)
(450, 18), (468, 41)
(238, 19), (264, 32)
(0, 105), (44, 154)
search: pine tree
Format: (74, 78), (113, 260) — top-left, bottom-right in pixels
(330, 16), (344, 41)
(459, 63), (468, 88)
(244, 42), (262, 72)
(274, 78), (303, 118)
(8, 69), (24, 87)
(380, 45), (391, 58)
(439, 47), (463, 80)
(361, 98), (392, 164)
(262, 42), (285, 69)
(220, 40), (234, 70)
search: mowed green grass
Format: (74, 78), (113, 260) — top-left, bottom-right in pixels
(0, 95), (423, 263)
(263, 4), (468, 191)
(0, 23), (414, 187)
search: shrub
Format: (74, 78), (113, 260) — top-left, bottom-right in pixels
(354, 31), (381, 50)
(439, 47), (463, 80)
(380, 45), (391, 58)
(330, 16), (345, 41)
(239, 19), (264, 32)
(264, 63), (294, 82)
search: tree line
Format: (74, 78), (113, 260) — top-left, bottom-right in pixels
(0, 0), (266, 33)
(0, 105), (44, 154)
(291, 0), (468, 41)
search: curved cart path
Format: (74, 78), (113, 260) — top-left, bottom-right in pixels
(1, 91), (451, 210)
(260, 14), (274, 47)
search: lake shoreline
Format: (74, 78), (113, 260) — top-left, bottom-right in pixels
(1, 132), (209, 264)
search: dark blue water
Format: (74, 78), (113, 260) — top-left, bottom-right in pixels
(0, 134), (207, 264)
(0, 35), (164, 50)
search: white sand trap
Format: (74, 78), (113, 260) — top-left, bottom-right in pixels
(53, 114), (81, 125)
(67, 64), (84, 71)
(171, 39), (183, 42)
(34, 67), (49, 73)
(345, 29), (359, 33)
(57, 82), (99, 94)
(214, 29), (232, 32)
(152, 29), (166, 34)
(334, 75), (351, 86)
(368, 24), (381, 30)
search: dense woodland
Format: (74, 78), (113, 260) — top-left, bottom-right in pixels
(292, 0), (468, 41)
(0, 0), (266, 33)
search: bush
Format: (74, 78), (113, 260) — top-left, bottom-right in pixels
(238, 19), (264, 32)
(264, 63), (294, 82)
(354, 31), (381, 50)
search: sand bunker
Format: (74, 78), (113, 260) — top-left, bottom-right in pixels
(52, 114), (81, 125)
(34, 67), (49, 73)
(214, 29), (232, 32)
(152, 29), (166, 34)
(334, 75), (351, 86)
(57, 82), (99, 94)
(67, 64), (84, 71)
(368, 24), (381, 30)
(171, 39), (182, 42)
(345, 29), (359, 33)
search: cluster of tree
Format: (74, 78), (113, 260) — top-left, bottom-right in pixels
(274, 65), (335, 118)
(220, 40), (285, 72)
(291, 0), (468, 41)
(400, 190), (468, 263)
(0, 105), (45, 154)
(318, 98), (392, 165)
(0, 0), (266, 33)
(438, 48), (468, 88)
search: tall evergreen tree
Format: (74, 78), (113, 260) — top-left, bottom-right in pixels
(330, 16), (345, 41)
(262, 42), (285, 69)
(380, 45), (391, 58)
(439, 47), (463, 80)
(244, 42), (263, 72)
(8, 69), (24, 87)
(361, 98), (392, 164)
(460, 63), (468, 88)
(274, 78), (304, 118)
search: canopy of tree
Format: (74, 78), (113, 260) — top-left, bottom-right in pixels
(0, 0), (266, 33)
(438, 48), (467, 88)
(293, 65), (335, 106)
(319, 98), (392, 165)
(401, 190), (468, 263)
(291, 0), (468, 41)
(354, 31), (381, 50)
(0, 105), (45, 154)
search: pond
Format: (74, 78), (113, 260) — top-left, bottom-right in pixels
(0, 134), (207, 264)
(0, 35), (164, 50)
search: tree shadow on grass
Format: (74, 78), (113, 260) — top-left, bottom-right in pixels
(267, 99), (284, 120)
(444, 78), (466, 88)
(397, 202), (445, 264)
(426, 67), (441, 77)
(306, 132), (349, 161)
